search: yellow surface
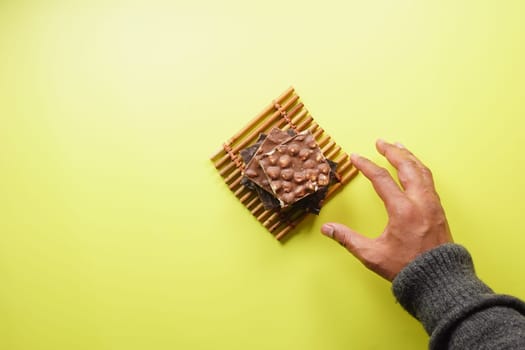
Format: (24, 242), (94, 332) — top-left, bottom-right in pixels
(1, 0), (524, 349)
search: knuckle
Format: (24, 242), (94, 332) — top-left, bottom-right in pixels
(393, 200), (414, 218)
(383, 147), (395, 159)
(400, 159), (418, 170)
(421, 195), (445, 216)
(426, 200), (442, 213)
(429, 206), (447, 225)
(339, 235), (349, 248)
(420, 165), (433, 176)
(371, 167), (390, 180)
(420, 166), (434, 180)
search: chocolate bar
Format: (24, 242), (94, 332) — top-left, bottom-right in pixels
(258, 130), (332, 208)
(243, 128), (294, 194)
(240, 127), (340, 214)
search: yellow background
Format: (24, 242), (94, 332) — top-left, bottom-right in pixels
(1, 0), (524, 349)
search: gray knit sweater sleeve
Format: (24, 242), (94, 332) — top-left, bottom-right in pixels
(392, 243), (525, 349)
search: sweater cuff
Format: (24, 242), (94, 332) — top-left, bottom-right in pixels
(391, 243), (493, 334)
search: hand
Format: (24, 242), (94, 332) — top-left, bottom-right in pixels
(321, 139), (453, 281)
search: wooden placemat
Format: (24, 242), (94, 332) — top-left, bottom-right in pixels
(210, 87), (358, 240)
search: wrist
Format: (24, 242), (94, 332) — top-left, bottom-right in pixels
(392, 243), (493, 334)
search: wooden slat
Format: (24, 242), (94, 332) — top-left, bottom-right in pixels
(210, 87), (294, 160)
(210, 87), (358, 241)
(214, 95), (300, 169)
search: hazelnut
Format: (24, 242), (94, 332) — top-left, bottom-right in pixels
(278, 154), (292, 168)
(303, 160), (316, 169)
(305, 180), (317, 192)
(282, 193), (296, 205)
(272, 180), (282, 191)
(281, 168), (294, 181)
(299, 148), (312, 161)
(319, 163), (331, 174)
(282, 181), (293, 193)
(267, 153), (279, 165)
(315, 152), (324, 162)
(293, 171), (306, 183)
(318, 173), (329, 186)
(288, 143), (300, 156)
(266, 166), (281, 180)
(306, 168), (319, 181)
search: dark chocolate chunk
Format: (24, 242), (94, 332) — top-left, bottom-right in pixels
(327, 158), (340, 185)
(255, 187), (280, 209)
(292, 186), (329, 215)
(239, 134), (266, 164)
(286, 129), (297, 137)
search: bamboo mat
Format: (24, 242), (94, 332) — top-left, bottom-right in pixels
(210, 87), (358, 240)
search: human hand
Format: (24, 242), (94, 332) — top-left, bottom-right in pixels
(321, 139), (453, 281)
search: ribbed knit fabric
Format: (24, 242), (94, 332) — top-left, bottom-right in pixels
(392, 243), (525, 349)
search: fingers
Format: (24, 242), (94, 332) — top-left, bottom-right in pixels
(351, 153), (406, 213)
(321, 223), (374, 264)
(375, 139), (435, 192)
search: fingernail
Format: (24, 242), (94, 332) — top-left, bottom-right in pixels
(321, 224), (334, 238)
(350, 153), (360, 161)
(395, 142), (405, 149)
(377, 138), (386, 145)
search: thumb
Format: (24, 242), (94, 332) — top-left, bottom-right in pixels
(321, 223), (375, 263)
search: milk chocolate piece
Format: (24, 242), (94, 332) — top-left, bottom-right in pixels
(240, 134), (265, 191)
(243, 128), (295, 194)
(240, 130), (298, 210)
(296, 159), (339, 215)
(240, 129), (338, 212)
(239, 134), (279, 209)
(259, 130), (332, 208)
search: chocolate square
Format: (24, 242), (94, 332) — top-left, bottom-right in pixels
(258, 130), (332, 208)
(243, 128), (294, 194)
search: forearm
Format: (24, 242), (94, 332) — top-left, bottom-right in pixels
(445, 305), (525, 349)
(392, 244), (525, 349)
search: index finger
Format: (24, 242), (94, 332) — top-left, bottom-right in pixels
(375, 140), (435, 192)
(351, 153), (407, 214)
